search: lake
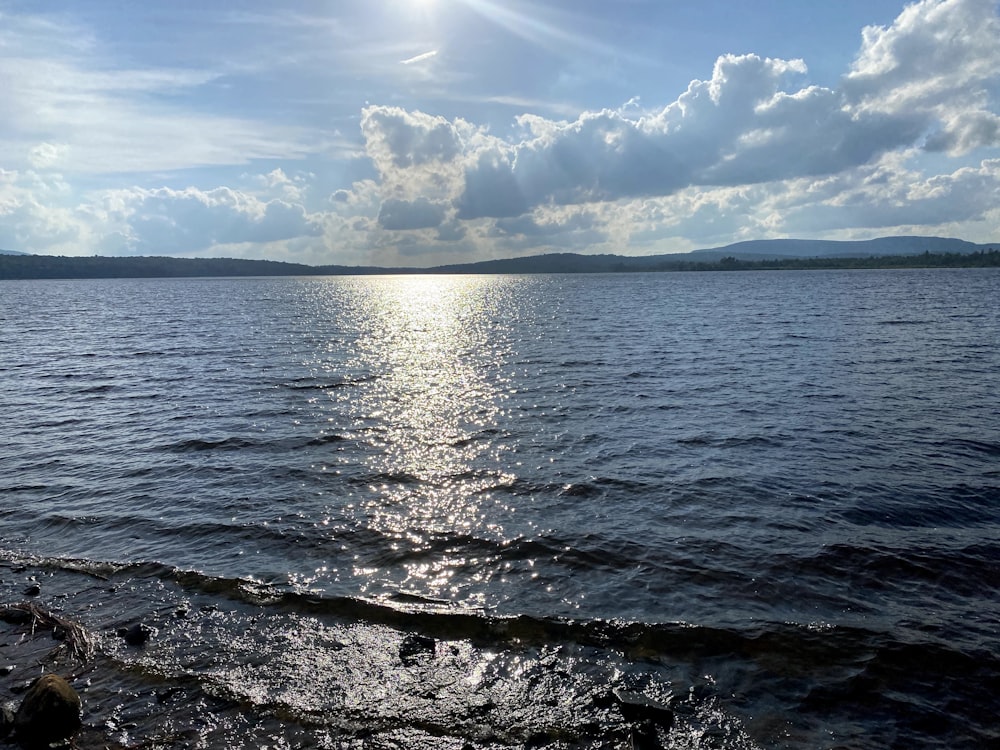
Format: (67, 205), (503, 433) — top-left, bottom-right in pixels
(2, 269), (998, 748)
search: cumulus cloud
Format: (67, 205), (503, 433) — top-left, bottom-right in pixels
(113, 187), (323, 254)
(0, 169), (92, 253)
(360, 107), (464, 171)
(377, 197), (448, 230)
(364, 50), (929, 224)
(355, 0), (1000, 243)
(782, 157), (1000, 231)
(844, 0), (1000, 154)
(5, 0), (1000, 264)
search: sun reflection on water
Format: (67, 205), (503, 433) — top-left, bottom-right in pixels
(323, 275), (523, 605)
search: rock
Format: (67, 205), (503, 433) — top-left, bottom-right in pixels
(0, 665), (15, 677)
(0, 608), (32, 625)
(399, 634), (436, 665)
(117, 623), (154, 646)
(14, 674), (82, 748)
(23, 584), (40, 597)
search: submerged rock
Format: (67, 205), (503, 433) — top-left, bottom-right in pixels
(14, 674), (82, 748)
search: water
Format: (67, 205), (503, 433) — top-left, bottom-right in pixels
(1, 269), (998, 748)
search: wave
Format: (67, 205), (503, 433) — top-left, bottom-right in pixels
(3, 545), (999, 748)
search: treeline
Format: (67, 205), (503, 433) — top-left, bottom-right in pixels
(0, 255), (388, 280)
(668, 248), (1000, 272)
(1, 248), (998, 280)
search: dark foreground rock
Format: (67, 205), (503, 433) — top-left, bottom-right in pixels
(14, 674), (82, 748)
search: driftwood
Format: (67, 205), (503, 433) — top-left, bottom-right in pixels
(0, 601), (94, 663)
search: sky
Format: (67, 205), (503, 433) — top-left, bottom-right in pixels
(1, 0), (999, 267)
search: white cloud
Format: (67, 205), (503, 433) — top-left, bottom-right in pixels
(401, 50), (438, 65)
(104, 186), (323, 255)
(350, 0), (1000, 256)
(0, 169), (90, 253)
(4, 0), (1000, 264)
(845, 0), (1000, 154)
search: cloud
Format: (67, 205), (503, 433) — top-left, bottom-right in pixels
(401, 50), (438, 65)
(782, 157), (1000, 231)
(844, 0), (1000, 154)
(355, 0), (1000, 248)
(27, 143), (70, 169)
(360, 107), (465, 171)
(5, 0), (1000, 265)
(453, 53), (916, 218)
(361, 51), (925, 224)
(0, 14), (322, 174)
(112, 187), (323, 254)
(0, 169), (89, 253)
(377, 197), (448, 230)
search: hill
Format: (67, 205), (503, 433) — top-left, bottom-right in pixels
(0, 236), (997, 279)
(685, 235), (985, 260)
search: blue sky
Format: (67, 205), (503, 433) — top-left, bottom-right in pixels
(2, 0), (999, 266)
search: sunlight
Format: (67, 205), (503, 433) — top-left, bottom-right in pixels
(330, 275), (519, 605)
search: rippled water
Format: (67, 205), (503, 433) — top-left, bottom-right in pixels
(2, 270), (999, 748)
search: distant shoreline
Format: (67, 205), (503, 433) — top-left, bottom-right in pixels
(1, 248), (999, 280)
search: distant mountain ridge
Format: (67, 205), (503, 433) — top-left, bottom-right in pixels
(0, 248), (29, 256)
(429, 235), (996, 273)
(685, 235), (986, 260)
(0, 235), (997, 279)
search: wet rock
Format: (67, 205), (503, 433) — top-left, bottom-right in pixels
(0, 665), (15, 677)
(14, 674), (82, 748)
(117, 623), (154, 646)
(399, 634), (436, 665)
(0, 608), (32, 626)
(22, 584), (41, 597)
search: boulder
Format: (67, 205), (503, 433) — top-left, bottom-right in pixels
(14, 674), (82, 748)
